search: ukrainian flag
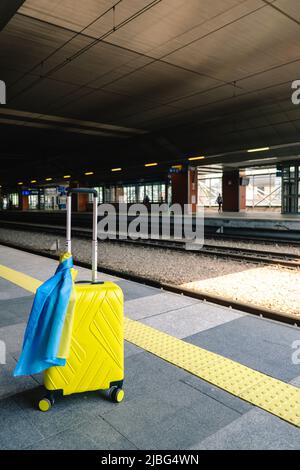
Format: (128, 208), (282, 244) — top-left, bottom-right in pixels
(14, 253), (77, 376)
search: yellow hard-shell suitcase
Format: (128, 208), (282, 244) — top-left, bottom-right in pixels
(38, 188), (124, 412)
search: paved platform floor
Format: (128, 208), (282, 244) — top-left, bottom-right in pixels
(204, 210), (300, 221)
(204, 210), (300, 231)
(0, 245), (300, 450)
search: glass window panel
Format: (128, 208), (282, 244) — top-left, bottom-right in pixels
(89, 187), (103, 203)
(138, 185), (144, 202)
(167, 184), (172, 204)
(198, 177), (221, 206)
(145, 185), (153, 202)
(152, 184), (159, 202)
(28, 195), (39, 209)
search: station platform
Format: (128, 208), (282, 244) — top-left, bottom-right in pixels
(204, 210), (300, 232)
(1, 209), (300, 240)
(0, 245), (300, 450)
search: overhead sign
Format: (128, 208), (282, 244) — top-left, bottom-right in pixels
(57, 186), (67, 195)
(168, 165), (183, 174)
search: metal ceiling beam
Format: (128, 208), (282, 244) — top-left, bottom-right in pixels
(0, 108), (149, 143)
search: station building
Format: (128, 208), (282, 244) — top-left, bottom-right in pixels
(1, 157), (299, 214)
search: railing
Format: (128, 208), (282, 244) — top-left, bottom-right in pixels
(253, 185), (281, 207)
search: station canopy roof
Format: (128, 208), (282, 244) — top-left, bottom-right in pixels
(1, 0), (300, 184)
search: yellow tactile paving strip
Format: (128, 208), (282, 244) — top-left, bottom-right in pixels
(124, 318), (300, 426)
(1, 263), (300, 427)
(0, 265), (42, 293)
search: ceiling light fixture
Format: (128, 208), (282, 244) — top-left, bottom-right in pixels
(247, 147), (270, 153)
(188, 156), (205, 161)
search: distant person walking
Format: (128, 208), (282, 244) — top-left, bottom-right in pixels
(216, 193), (223, 213)
(143, 194), (150, 210)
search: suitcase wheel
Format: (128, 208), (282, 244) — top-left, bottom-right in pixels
(110, 387), (124, 403)
(38, 395), (55, 412)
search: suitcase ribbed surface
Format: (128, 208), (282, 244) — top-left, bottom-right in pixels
(44, 282), (124, 395)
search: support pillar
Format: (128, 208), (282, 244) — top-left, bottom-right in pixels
(188, 167), (198, 213)
(69, 181), (88, 212)
(222, 169), (245, 212)
(171, 167), (197, 213)
(171, 172), (188, 208)
(77, 193), (88, 212)
(20, 193), (29, 211)
(239, 170), (247, 211)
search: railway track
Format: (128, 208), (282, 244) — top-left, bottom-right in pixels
(0, 239), (299, 328)
(0, 220), (300, 269)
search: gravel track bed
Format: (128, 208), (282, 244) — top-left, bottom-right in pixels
(205, 238), (300, 255)
(0, 228), (299, 317)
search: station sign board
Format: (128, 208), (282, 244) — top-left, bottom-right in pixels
(168, 165), (183, 174)
(57, 186), (67, 195)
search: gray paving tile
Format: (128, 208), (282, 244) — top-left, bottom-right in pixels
(104, 380), (240, 450)
(26, 416), (137, 450)
(8, 352), (185, 446)
(116, 280), (159, 301)
(0, 278), (32, 300)
(0, 245), (118, 283)
(142, 302), (244, 338)
(124, 351), (189, 402)
(0, 247), (57, 281)
(125, 292), (200, 320)
(0, 353), (38, 399)
(193, 408), (300, 450)
(186, 315), (300, 382)
(182, 375), (252, 415)
(12, 385), (123, 439)
(290, 375), (300, 387)
(0, 322), (26, 354)
(25, 428), (100, 450)
(0, 397), (44, 450)
(125, 341), (143, 358)
(0, 295), (34, 327)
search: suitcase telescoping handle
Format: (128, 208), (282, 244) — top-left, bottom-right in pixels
(66, 188), (98, 283)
